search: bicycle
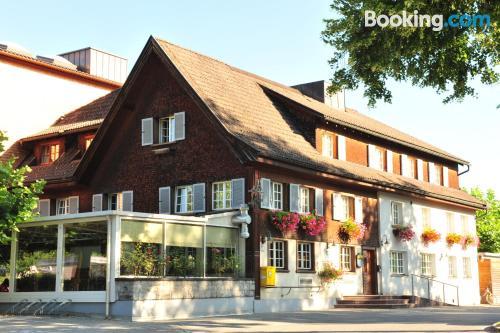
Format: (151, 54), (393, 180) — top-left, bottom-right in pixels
(483, 287), (500, 305)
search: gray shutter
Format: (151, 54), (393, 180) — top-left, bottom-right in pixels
(289, 184), (299, 213)
(260, 178), (271, 209)
(174, 112), (185, 140)
(315, 188), (324, 216)
(122, 191), (133, 212)
(141, 118), (153, 146)
(69, 196), (79, 214)
(92, 194), (103, 212)
(159, 187), (171, 214)
(38, 199), (50, 217)
(193, 183), (205, 213)
(231, 178), (245, 209)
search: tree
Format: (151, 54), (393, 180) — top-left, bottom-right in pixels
(322, 1), (499, 107)
(468, 187), (500, 253)
(0, 131), (45, 244)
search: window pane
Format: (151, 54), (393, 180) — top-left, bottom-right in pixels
(165, 224), (204, 277)
(0, 239), (10, 292)
(206, 227), (238, 277)
(16, 225), (58, 292)
(63, 222), (107, 291)
(268, 241), (285, 269)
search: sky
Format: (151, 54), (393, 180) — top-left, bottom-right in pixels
(2, 0), (498, 194)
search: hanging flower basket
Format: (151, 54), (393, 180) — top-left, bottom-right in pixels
(337, 218), (366, 244)
(421, 228), (441, 245)
(461, 234), (479, 249)
(299, 211), (326, 236)
(271, 211), (300, 236)
(446, 233), (462, 247)
(317, 262), (343, 284)
(392, 225), (415, 241)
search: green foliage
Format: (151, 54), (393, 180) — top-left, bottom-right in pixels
(165, 247), (198, 277)
(120, 242), (162, 276)
(208, 248), (239, 276)
(322, 1), (499, 106)
(0, 131), (45, 244)
(467, 187), (500, 253)
(317, 262), (343, 284)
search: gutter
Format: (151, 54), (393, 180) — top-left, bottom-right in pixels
(458, 164), (470, 176)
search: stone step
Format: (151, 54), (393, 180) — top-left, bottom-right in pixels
(342, 295), (412, 301)
(337, 299), (410, 305)
(335, 303), (415, 309)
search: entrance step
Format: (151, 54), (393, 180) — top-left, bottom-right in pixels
(335, 295), (415, 309)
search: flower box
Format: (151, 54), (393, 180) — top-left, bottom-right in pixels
(461, 234), (479, 249)
(392, 225), (415, 241)
(445, 233), (462, 247)
(421, 228), (441, 245)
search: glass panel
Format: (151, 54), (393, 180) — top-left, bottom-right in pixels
(165, 224), (204, 277)
(0, 240), (10, 292)
(63, 222), (107, 291)
(206, 227), (239, 277)
(165, 224), (202, 247)
(16, 225), (58, 292)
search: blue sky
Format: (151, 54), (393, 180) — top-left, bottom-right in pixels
(3, 0), (498, 194)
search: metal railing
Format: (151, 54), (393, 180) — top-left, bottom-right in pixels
(411, 274), (459, 306)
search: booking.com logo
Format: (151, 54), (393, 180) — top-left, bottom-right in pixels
(365, 10), (491, 31)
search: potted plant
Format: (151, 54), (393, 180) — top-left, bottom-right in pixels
(338, 218), (366, 244)
(445, 233), (462, 247)
(461, 234), (479, 249)
(299, 211), (326, 236)
(317, 262), (343, 284)
(421, 228), (441, 245)
(392, 224), (415, 241)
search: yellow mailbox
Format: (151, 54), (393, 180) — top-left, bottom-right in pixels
(260, 266), (276, 287)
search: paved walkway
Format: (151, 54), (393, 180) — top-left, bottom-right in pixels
(1, 306), (499, 332)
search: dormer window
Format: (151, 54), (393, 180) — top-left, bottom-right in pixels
(369, 145), (385, 171)
(322, 134), (333, 158)
(159, 116), (176, 143)
(41, 144), (60, 164)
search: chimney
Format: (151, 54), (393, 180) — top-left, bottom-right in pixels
(291, 80), (345, 111)
(58, 48), (128, 83)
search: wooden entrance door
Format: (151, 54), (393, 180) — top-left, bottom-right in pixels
(362, 249), (378, 295)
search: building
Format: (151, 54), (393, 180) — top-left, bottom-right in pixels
(0, 42), (126, 149)
(478, 253), (500, 304)
(0, 36), (484, 320)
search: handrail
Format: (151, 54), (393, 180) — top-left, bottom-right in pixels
(410, 274), (459, 306)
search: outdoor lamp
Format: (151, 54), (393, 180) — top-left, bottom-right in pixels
(381, 234), (390, 246)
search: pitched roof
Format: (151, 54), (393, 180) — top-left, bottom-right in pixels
(153, 37), (482, 208)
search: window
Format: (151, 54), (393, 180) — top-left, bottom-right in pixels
(57, 198), (70, 215)
(338, 195), (354, 221)
(463, 257), (472, 278)
(206, 226), (239, 277)
(41, 144), (60, 164)
(446, 212), (455, 233)
(390, 251), (406, 275)
(420, 253), (435, 276)
(212, 181), (232, 210)
(461, 215), (468, 234)
(84, 137), (93, 150)
(159, 116), (176, 143)
(299, 187), (310, 213)
(297, 242), (313, 271)
(340, 246), (354, 271)
(391, 202), (403, 225)
(422, 207), (431, 228)
(109, 193), (122, 211)
(370, 146), (384, 171)
(272, 182), (283, 210)
(434, 165), (442, 185)
(268, 240), (286, 269)
(322, 134), (333, 158)
(448, 256), (457, 278)
(175, 186), (193, 213)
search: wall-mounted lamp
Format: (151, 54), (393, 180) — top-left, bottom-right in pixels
(260, 231), (273, 244)
(381, 235), (390, 246)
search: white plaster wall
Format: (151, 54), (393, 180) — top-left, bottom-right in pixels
(259, 238), (362, 310)
(378, 192), (480, 305)
(0, 61), (112, 148)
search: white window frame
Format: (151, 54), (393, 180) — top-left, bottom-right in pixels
(271, 182), (283, 210)
(268, 240), (285, 269)
(159, 116), (176, 143)
(108, 193), (122, 211)
(41, 143), (60, 164)
(340, 195), (352, 221)
(340, 246), (353, 272)
(462, 257), (472, 279)
(56, 198), (70, 215)
(421, 207), (431, 229)
(212, 181), (232, 210)
(390, 251), (406, 275)
(460, 215), (468, 234)
(446, 212), (455, 233)
(448, 256), (457, 279)
(391, 201), (404, 226)
(322, 134), (333, 158)
(297, 242), (313, 270)
(420, 253), (435, 277)
(299, 187), (310, 213)
(434, 164), (442, 185)
(175, 185), (193, 213)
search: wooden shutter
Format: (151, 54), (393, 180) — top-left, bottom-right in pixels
(428, 162), (436, 183)
(289, 184), (299, 213)
(231, 178), (245, 209)
(141, 118), (153, 146)
(417, 159), (424, 180)
(92, 194), (103, 212)
(354, 197), (363, 223)
(332, 193), (342, 220)
(159, 187), (171, 214)
(193, 183), (206, 213)
(443, 166), (449, 187)
(386, 150), (393, 173)
(401, 154), (409, 176)
(337, 135), (346, 161)
(260, 178), (271, 209)
(315, 188), (324, 216)
(38, 199), (50, 217)
(122, 191), (133, 212)
(368, 144), (376, 168)
(174, 112), (186, 140)
(68, 196), (79, 214)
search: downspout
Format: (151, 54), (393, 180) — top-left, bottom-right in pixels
(458, 164), (470, 176)
(105, 215), (112, 319)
